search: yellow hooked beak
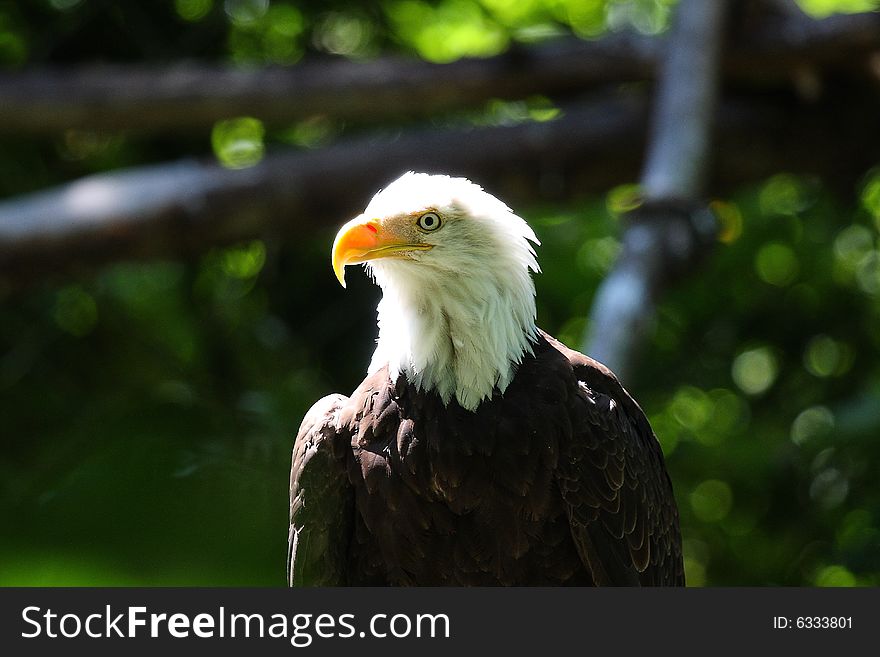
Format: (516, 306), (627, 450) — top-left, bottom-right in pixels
(331, 215), (432, 287)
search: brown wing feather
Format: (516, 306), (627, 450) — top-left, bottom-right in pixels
(545, 332), (685, 586)
(288, 393), (354, 586)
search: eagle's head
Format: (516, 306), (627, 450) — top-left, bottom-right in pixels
(332, 172), (541, 411)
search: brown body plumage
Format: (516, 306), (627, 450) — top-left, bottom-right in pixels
(289, 331), (683, 586)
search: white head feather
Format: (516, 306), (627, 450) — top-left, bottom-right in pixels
(361, 172), (541, 411)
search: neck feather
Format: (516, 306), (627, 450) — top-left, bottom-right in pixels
(367, 260), (538, 412)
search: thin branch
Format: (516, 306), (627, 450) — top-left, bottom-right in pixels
(0, 9), (877, 134)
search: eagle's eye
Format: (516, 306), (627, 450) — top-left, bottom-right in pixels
(416, 211), (442, 232)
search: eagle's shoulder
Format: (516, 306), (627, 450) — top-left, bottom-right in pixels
(539, 330), (634, 404)
(536, 329), (685, 586)
(337, 365), (403, 447)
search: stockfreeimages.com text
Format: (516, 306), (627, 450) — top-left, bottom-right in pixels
(21, 605), (450, 646)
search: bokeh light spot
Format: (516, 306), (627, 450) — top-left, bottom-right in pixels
(861, 168), (880, 226)
(48, 0), (83, 10)
(222, 240), (266, 279)
(791, 405), (835, 446)
(833, 224), (874, 268)
(731, 347), (778, 395)
(224, 0), (268, 25)
(175, 0), (213, 22)
(855, 252), (880, 296)
(711, 200), (743, 244)
(804, 335), (850, 377)
(670, 386), (712, 432)
(212, 117), (265, 169)
(810, 468), (849, 509)
(576, 236), (620, 275)
(755, 242), (799, 286)
(282, 116), (338, 149)
(835, 510), (879, 554)
(53, 286), (98, 337)
(313, 12), (376, 58)
(606, 184), (642, 215)
(707, 388), (747, 435)
(814, 564), (856, 587)
(605, 0), (672, 35)
(758, 173), (814, 215)
(683, 558), (706, 587)
(690, 479), (734, 523)
(0, 24), (28, 67)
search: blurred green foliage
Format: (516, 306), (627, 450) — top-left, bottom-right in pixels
(1, 0), (879, 587)
(797, 0), (880, 15)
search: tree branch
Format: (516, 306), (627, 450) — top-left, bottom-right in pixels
(583, 0), (730, 382)
(0, 94), (647, 283)
(0, 34), (657, 134)
(0, 8), (876, 134)
(2, 84), (879, 287)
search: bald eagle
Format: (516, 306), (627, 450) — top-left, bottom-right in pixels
(288, 172), (684, 586)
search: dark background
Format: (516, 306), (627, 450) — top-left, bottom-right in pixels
(1, 0), (879, 586)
